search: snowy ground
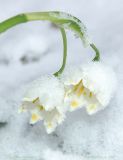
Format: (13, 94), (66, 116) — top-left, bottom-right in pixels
(0, 0), (123, 159)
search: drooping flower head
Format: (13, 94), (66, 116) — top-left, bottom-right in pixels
(19, 75), (65, 134)
(61, 62), (117, 114)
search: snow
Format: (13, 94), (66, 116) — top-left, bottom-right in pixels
(42, 149), (84, 160)
(0, 0), (122, 159)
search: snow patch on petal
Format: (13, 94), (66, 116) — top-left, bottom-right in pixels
(81, 62), (117, 109)
(23, 75), (65, 111)
(20, 75), (66, 134)
(60, 66), (82, 85)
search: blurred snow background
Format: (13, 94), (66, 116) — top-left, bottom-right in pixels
(0, 0), (122, 159)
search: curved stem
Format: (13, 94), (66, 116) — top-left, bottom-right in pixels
(0, 14), (27, 33)
(54, 28), (67, 77)
(0, 11), (100, 68)
(0, 12), (83, 36)
(90, 43), (100, 61)
(0, 12), (69, 76)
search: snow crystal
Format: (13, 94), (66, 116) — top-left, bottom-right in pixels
(22, 75), (65, 110)
(49, 11), (91, 46)
(80, 62), (117, 107)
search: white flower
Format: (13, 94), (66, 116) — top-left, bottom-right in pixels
(61, 62), (117, 114)
(19, 75), (65, 134)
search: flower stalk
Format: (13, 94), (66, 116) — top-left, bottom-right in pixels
(54, 28), (67, 77)
(90, 43), (100, 61)
(0, 11), (100, 75)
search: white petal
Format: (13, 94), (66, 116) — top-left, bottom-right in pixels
(60, 66), (82, 85)
(60, 62), (117, 114)
(23, 75), (65, 111)
(81, 62), (117, 107)
(43, 110), (65, 134)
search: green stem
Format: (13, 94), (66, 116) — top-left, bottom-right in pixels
(0, 12), (84, 36)
(0, 11), (100, 73)
(54, 28), (67, 77)
(0, 14), (27, 33)
(90, 43), (100, 61)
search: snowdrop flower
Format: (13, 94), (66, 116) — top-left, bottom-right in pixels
(19, 75), (65, 134)
(61, 62), (117, 114)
